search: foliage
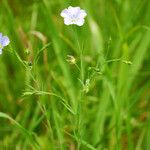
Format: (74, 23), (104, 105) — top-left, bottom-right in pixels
(0, 0), (150, 149)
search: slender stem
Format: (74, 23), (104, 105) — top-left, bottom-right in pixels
(75, 63), (81, 72)
(72, 26), (85, 149)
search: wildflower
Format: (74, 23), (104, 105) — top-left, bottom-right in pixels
(66, 55), (76, 64)
(0, 33), (10, 55)
(61, 6), (87, 26)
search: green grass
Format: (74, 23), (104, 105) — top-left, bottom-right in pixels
(0, 0), (150, 149)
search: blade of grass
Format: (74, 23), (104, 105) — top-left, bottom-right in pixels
(0, 112), (40, 149)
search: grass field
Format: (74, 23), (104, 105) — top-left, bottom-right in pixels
(0, 0), (150, 149)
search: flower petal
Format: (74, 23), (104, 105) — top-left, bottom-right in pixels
(61, 9), (70, 18)
(0, 48), (2, 55)
(68, 6), (80, 17)
(1, 36), (10, 47)
(78, 10), (87, 18)
(64, 18), (73, 25)
(0, 33), (2, 39)
(0, 33), (2, 43)
(75, 19), (85, 26)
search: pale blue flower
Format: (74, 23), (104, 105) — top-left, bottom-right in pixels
(0, 33), (10, 55)
(61, 6), (87, 26)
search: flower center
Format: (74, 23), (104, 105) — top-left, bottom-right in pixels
(72, 19), (76, 22)
(0, 44), (2, 49)
(72, 14), (76, 18)
(71, 18), (78, 23)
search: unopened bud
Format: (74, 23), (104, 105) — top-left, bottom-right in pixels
(122, 60), (132, 65)
(66, 55), (76, 64)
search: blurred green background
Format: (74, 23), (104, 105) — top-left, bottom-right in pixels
(0, 0), (150, 149)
